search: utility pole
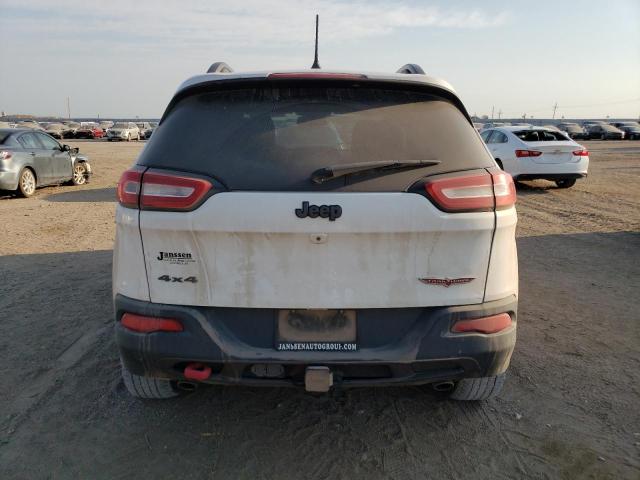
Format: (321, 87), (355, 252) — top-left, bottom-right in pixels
(66, 97), (71, 119)
(491, 106), (494, 120)
(552, 102), (558, 119)
(498, 109), (502, 120)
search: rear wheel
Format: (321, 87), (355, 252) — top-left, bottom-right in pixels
(555, 178), (576, 189)
(450, 374), (505, 401)
(121, 365), (180, 399)
(18, 168), (36, 197)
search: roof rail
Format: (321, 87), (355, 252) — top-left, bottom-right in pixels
(207, 62), (234, 74)
(396, 64), (425, 75)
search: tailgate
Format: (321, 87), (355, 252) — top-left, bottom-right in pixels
(139, 192), (494, 309)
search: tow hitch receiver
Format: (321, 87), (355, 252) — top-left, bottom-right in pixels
(184, 363), (212, 381)
(305, 366), (333, 392)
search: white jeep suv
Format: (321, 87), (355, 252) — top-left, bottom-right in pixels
(113, 63), (518, 400)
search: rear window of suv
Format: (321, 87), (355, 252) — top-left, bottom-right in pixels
(139, 84), (494, 191)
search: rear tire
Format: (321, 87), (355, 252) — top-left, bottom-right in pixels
(555, 178), (576, 189)
(450, 374), (505, 401)
(121, 365), (180, 399)
(18, 168), (36, 197)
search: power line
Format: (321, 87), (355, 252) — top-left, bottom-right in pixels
(494, 98), (640, 117)
(560, 98), (640, 109)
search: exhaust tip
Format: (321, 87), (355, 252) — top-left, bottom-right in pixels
(433, 381), (455, 392)
(176, 381), (198, 392)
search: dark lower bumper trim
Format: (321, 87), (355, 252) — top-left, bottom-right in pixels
(115, 294), (517, 386)
(516, 173), (586, 181)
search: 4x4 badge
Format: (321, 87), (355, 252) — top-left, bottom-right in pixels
(295, 201), (342, 221)
(419, 277), (475, 287)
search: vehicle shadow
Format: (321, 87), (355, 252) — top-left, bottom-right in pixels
(0, 191), (18, 200)
(515, 180), (557, 195)
(43, 187), (117, 203)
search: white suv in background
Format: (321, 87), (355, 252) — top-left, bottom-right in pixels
(107, 122), (140, 141)
(113, 63), (518, 401)
(481, 126), (589, 188)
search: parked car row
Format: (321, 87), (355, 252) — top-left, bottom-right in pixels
(0, 120), (157, 140)
(477, 120), (639, 140)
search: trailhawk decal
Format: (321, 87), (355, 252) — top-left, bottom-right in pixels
(156, 251), (196, 265)
(419, 277), (475, 287)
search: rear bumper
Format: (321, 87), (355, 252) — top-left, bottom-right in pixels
(115, 294), (517, 387)
(512, 156), (589, 180)
(0, 169), (20, 191)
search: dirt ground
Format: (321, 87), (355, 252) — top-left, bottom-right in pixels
(0, 140), (639, 479)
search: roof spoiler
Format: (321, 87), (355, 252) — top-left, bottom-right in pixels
(396, 64), (425, 75)
(207, 62), (233, 74)
(207, 62), (424, 75)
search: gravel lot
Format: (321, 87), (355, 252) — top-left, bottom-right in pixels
(1, 140), (639, 479)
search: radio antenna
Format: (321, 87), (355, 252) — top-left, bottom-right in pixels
(311, 14), (321, 69)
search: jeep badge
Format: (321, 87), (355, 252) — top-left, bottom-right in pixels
(295, 201), (342, 221)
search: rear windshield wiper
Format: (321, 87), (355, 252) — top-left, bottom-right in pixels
(311, 160), (440, 184)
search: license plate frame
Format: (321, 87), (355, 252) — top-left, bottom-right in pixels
(276, 309), (357, 352)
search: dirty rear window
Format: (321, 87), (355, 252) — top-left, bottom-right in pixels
(139, 85), (493, 191)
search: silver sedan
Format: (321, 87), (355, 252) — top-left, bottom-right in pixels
(0, 129), (92, 197)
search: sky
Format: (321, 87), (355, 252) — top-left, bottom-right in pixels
(1, 0), (639, 119)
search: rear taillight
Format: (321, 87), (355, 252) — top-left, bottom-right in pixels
(140, 171), (212, 210)
(491, 170), (517, 209)
(515, 150), (542, 157)
(0, 151), (12, 160)
(121, 313), (183, 333)
(572, 149), (589, 156)
(117, 166), (144, 208)
(117, 167), (212, 211)
(424, 170), (516, 213)
(451, 313), (512, 334)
